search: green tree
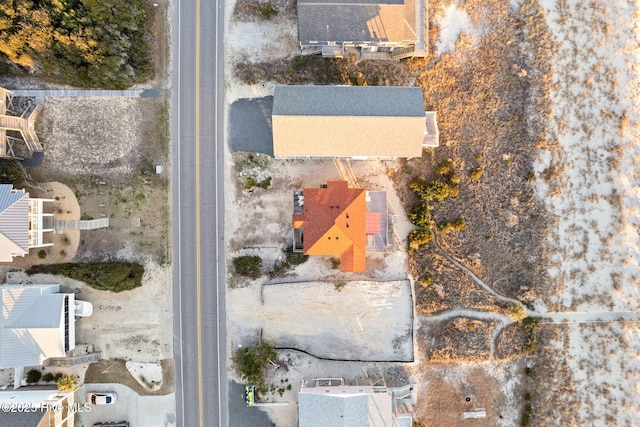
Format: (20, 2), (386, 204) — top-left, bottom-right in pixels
(233, 342), (277, 388)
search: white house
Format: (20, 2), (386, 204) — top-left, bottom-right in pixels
(0, 284), (82, 369)
(0, 184), (54, 262)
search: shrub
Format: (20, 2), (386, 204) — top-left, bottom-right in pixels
(522, 317), (539, 353)
(232, 342), (277, 388)
(285, 249), (308, 266)
(329, 258), (341, 270)
(26, 369), (42, 383)
(522, 316), (539, 331)
(42, 373), (55, 382)
(258, 177), (272, 189)
(435, 159), (456, 177)
(420, 275), (433, 287)
(37, 249), (47, 259)
(0, 159), (25, 187)
(80, 214), (94, 221)
(409, 173), (459, 203)
(507, 303), (527, 322)
(245, 177), (272, 190)
(54, 373), (63, 382)
(424, 180), (452, 202)
(260, 4), (278, 19)
(407, 229), (433, 252)
(56, 374), (77, 392)
(469, 167), (484, 181)
(409, 203), (431, 228)
(447, 183), (460, 197)
(437, 218), (466, 234)
(334, 281), (346, 292)
(408, 178), (428, 198)
(27, 262), (144, 292)
(244, 177), (258, 190)
(521, 403), (533, 427)
(233, 256), (262, 279)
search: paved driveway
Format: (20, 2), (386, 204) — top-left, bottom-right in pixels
(228, 96), (274, 155)
(78, 384), (175, 427)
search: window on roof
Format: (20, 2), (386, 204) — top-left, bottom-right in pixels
(346, 213), (349, 219)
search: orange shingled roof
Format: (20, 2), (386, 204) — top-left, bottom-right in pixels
(292, 181), (367, 272)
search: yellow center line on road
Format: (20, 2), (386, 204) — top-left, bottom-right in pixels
(195, 0), (204, 425)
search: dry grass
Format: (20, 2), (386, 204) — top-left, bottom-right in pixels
(232, 0), (296, 22)
(425, 317), (493, 362)
(523, 326), (580, 425)
(414, 251), (510, 314)
(29, 97), (170, 264)
(393, 0), (558, 307)
(84, 358), (175, 396)
(495, 322), (535, 360)
(234, 55), (425, 86)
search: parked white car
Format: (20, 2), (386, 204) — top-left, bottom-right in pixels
(74, 300), (93, 317)
(86, 392), (117, 405)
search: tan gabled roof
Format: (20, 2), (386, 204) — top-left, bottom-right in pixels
(273, 115), (425, 158)
(272, 85), (428, 158)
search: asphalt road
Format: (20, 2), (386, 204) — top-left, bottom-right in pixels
(172, 0), (227, 425)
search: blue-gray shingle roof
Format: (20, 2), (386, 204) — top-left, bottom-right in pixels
(272, 85), (424, 117)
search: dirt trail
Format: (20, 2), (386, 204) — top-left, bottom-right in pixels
(432, 231), (523, 307)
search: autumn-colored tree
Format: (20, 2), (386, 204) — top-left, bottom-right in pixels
(0, 0), (151, 88)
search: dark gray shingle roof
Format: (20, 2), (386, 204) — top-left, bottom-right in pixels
(298, 0), (416, 44)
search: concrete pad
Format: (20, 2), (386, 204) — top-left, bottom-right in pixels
(78, 383), (175, 427)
